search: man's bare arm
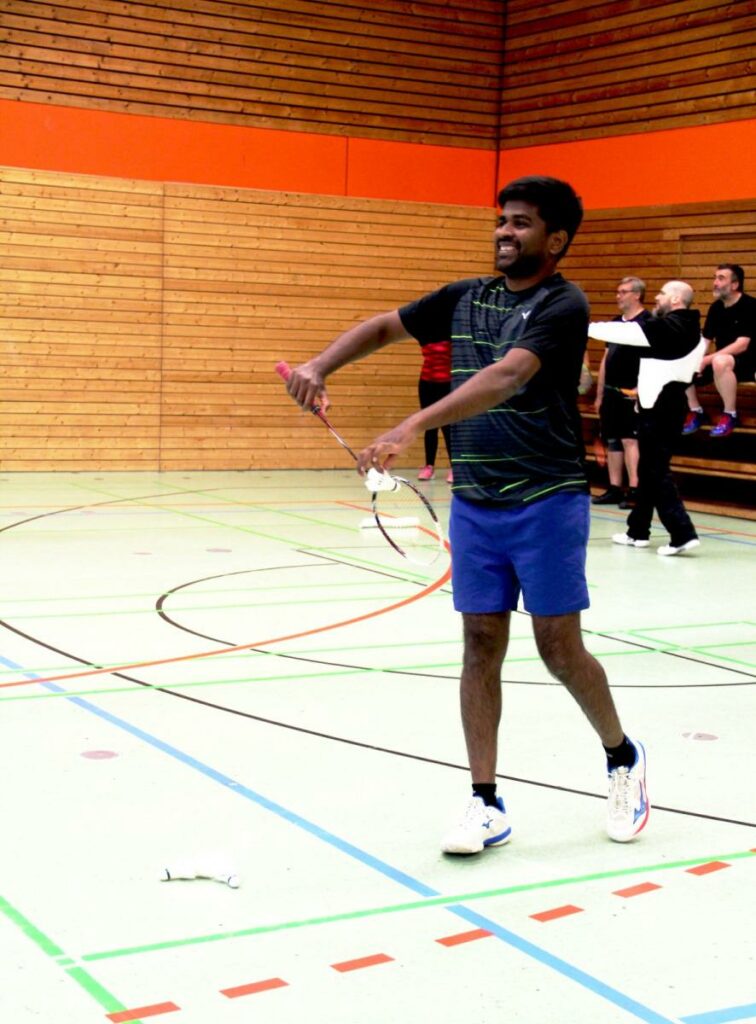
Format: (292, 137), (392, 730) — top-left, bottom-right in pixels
(356, 348), (541, 473)
(285, 310), (408, 411)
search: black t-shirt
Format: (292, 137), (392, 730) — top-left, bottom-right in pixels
(703, 293), (756, 351)
(399, 274), (590, 506)
(639, 307), (701, 359)
(604, 309), (651, 389)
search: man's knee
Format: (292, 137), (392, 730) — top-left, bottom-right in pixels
(712, 352), (734, 375)
(532, 615), (585, 678)
(462, 612), (510, 665)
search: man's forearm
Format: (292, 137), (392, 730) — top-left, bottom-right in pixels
(405, 355), (537, 432)
(310, 311), (407, 376)
(588, 321), (650, 347)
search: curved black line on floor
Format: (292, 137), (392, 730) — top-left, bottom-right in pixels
(1, 618), (753, 830)
(2, 491), (754, 830)
(0, 486), (210, 534)
(155, 566), (755, 689)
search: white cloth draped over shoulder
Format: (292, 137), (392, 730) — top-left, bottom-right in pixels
(588, 320), (706, 408)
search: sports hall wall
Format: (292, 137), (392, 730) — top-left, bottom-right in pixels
(0, 0), (754, 472)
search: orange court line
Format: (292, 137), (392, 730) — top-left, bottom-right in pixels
(530, 904), (584, 923)
(436, 928), (493, 947)
(220, 977), (288, 998)
(0, 560), (451, 690)
(612, 882), (662, 898)
(686, 861), (731, 876)
(331, 953), (394, 972)
(106, 1002), (180, 1022)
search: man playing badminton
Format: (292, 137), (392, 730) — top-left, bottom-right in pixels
(283, 176), (648, 852)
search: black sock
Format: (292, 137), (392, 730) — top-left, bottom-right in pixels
(604, 736), (636, 771)
(472, 782), (498, 807)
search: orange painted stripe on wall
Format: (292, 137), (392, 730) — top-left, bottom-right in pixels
(347, 136), (497, 206)
(2, 99), (753, 208)
(498, 120), (756, 209)
(0, 98), (494, 205)
(0, 98), (347, 195)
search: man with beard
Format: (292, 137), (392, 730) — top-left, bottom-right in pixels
(588, 281), (705, 556)
(682, 264), (756, 438)
(282, 176), (649, 855)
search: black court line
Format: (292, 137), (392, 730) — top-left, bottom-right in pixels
(2, 495), (754, 831)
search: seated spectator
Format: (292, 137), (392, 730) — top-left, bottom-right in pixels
(683, 264), (756, 438)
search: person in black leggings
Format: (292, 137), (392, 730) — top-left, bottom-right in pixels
(418, 340), (453, 482)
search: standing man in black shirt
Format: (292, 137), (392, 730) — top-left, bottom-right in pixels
(683, 264), (756, 437)
(589, 281), (704, 555)
(592, 276), (650, 508)
(282, 177), (649, 855)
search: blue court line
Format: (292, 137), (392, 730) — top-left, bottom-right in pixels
(681, 1004), (756, 1024)
(1, 653), (681, 1024)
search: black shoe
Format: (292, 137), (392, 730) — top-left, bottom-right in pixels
(592, 486), (623, 505)
(618, 488), (638, 510)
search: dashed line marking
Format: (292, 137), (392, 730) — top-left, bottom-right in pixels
(106, 1002), (180, 1022)
(686, 861), (731, 876)
(331, 953), (394, 973)
(613, 882), (662, 898)
(97, 850), (751, 1018)
(436, 927), (493, 947)
(530, 904), (584, 923)
(220, 977), (288, 998)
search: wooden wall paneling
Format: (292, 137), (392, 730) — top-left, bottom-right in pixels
(501, 0), (756, 146)
(160, 183), (495, 470)
(2, 166), (752, 478)
(0, 0), (505, 146)
(0, 168), (164, 471)
(568, 197), (756, 482)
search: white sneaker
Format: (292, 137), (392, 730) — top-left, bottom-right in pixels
(612, 533), (650, 548)
(607, 741), (649, 843)
(657, 538), (700, 556)
(440, 795), (511, 854)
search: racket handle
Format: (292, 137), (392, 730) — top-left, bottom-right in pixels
(276, 360), (327, 418)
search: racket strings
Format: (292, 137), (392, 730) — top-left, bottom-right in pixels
(372, 478), (443, 565)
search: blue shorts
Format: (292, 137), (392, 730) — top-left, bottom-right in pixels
(449, 492), (590, 617)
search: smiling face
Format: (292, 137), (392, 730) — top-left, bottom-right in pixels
(493, 201), (568, 288)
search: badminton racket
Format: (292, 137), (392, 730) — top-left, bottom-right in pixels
(275, 361), (445, 566)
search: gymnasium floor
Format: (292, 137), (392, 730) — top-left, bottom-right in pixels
(0, 469), (754, 1024)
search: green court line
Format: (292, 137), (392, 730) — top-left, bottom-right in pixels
(688, 649), (756, 670)
(0, 640), (643, 678)
(0, 667), (365, 702)
(66, 478), (444, 584)
(80, 849), (755, 963)
(4, 590), (414, 622)
(0, 894), (66, 956)
(0, 625), (657, 679)
(68, 477), (373, 539)
(629, 621), (753, 638)
(1, 644), (675, 703)
(0, 893), (139, 1021)
(0, 578), (402, 606)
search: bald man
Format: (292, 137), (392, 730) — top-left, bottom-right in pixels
(588, 281), (704, 556)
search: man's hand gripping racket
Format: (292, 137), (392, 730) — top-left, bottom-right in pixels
(276, 361), (445, 566)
